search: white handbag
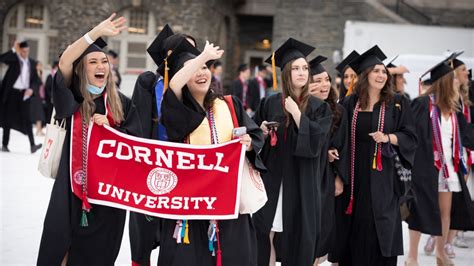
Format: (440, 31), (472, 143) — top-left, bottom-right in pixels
(38, 109), (66, 179)
(239, 158), (268, 214)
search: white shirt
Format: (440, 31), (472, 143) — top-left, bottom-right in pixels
(13, 53), (30, 90)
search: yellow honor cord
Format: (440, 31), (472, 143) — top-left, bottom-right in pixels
(272, 52), (277, 91)
(164, 58), (169, 91)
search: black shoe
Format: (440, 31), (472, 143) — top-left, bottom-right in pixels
(31, 144), (42, 154)
(1, 146), (10, 152)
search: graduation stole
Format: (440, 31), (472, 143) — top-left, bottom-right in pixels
(70, 93), (115, 226)
(154, 78), (168, 140)
(462, 100), (473, 166)
(346, 100), (385, 215)
(173, 97), (233, 266)
(429, 94), (467, 181)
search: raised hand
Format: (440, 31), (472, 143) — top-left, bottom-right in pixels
(92, 13), (127, 38)
(202, 41), (224, 61)
(284, 96), (299, 117)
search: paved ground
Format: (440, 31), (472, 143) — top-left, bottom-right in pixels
(1, 128), (473, 265)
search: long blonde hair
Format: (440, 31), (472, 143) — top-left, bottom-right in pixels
(281, 58), (311, 127)
(423, 71), (460, 114)
(75, 55), (124, 123)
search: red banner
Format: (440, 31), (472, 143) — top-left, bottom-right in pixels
(81, 124), (245, 220)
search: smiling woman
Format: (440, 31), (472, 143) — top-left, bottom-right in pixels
(37, 14), (143, 266)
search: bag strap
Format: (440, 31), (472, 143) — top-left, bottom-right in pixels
(223, 95), (239, 128)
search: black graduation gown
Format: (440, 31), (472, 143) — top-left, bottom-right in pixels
(0, 50), (39, 134)
(317, 104), (349, 259)
(37, 70), (141, 266)
(230, 79), (245, 106)
(129, 71), (162, 265)
(247, 78), (264, 112)
(252, 93), (332, 266)
(157, 87), (265, 266)
(341, 94), (417, 261)
(451, 86), (474, 230)
(409, 96), (474, 234)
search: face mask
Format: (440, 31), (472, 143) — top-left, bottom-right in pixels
(87, 83), (106, 95)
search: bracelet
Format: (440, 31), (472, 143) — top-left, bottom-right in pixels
(83, 33), (94, 45)
(386, 134), (391, 144)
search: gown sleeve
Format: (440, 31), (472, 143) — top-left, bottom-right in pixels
(117, 92), (142, 137)
(330, 105), (349, 184)
(293, 99), (332, 158)
(392, 95), (418, 168)
(161, 87), (206, 142)
(231, 96), (266, 172)
(0, 50), (17, 65)
(52, 69), (81, 119)
(130, 71), (156, 138)
(457, 111), (474, 149)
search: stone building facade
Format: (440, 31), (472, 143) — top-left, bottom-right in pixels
(0, 0), (472, 84)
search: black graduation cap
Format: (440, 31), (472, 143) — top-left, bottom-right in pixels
(386, 55), (399, 68)
(147, 24), (174, 66)
(335, 50), (359, 74)
(157, 37), (200, 79)
(421, 78), (432, 86)
(19, 41), (29, 48)
(348, 45), (387, 74)
(72, 37), (107, 68)
(452, 58), (465, 69)
(264, 38), (315, 70)
(419, 52), (462, 83)
(308, 55), (328, 76)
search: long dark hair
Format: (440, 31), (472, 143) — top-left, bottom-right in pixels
(353, 65), (394, 110)
(326, 82), (342, 135)
(281, 58), (311, 127)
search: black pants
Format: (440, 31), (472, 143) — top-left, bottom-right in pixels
(2, 89), (35, 147)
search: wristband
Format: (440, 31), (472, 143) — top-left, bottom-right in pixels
(386, 134), (391, 144)
(83, 33), (94, 45)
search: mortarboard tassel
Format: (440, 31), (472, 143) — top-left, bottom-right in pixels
(173, 220), (180, 240)
(80, 210), (89, 227)
(372, 154), (377, 170)
(345, 197), (353, 215)
(272, 52), (277, 91)
(376, 147), (383, 171)
(345, 77), (355, 96)
(183, 221), (190, 244)
(164, 58), (169, 91)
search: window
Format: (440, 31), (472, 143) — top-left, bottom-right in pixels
(2, 3), (58, 70)
(112, 9), (156, 73)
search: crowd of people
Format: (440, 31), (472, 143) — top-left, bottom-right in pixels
(1, 13), (473, 266)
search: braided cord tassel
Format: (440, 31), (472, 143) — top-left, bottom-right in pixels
(346, 102), (360, 215)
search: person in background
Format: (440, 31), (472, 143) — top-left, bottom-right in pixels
(335, 50), (359, 102)
(0, 40), (42, 153)
(210, 60), (224, 95)
(107, 49), (121, 88)
(247, 64), (268, 117)
(231, 63), (251, 112)
(387, 62), (411, 100)
(44, 60), (59, 123)
(30, 61), (46, 136)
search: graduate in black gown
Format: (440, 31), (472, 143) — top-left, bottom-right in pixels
(407, 54), (474, 266)
(340, 45), (417, 266)
(252, 38), (332, 266)
(387, 61), (411, 101)
(307, 55), (349, 264)
(0, 40), (42, 153)
(157, 38), (265, 266)
(336, 50), (359, 103)
(37, 14), (141, 266)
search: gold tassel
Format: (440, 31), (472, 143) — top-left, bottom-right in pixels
(346, 77), (355, 96)
(183, 221), (190, 244)
(271, 52), (277, 91)
(372, 154), (377, 170)
(164, 58), (169, 91)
